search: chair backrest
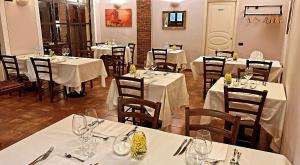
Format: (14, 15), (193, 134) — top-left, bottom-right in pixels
(115, 75), (144, 99)
(250, 50), (264, 60)
(96, 42), (106, 46)
(224, 86), (268, 141)
(155, 62), (177, 73)
(152, 48), (168, 63)
(112, 46), (126, 61)
(169, 44), (183, 50)
(0, 55), (21, 81)
(185, 107), (240, 145)
(215, 50), (234, 58)
(128, 43), (136, 63)
(118, 97), (161, 129)
(30, 57), (53, 83)
(203, 57), (226, 78)
(246, 60), (272, 81)
(80, 50), (94, 58)
(237, 68), (269, 82)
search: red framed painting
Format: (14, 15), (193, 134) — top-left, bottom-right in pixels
(105, 9), (132, 27)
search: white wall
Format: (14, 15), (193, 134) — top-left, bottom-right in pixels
(4, 0), (42, 55)
(281, 0), (300, 164)
(151, 0), (205, 66)
(235, 0), (289, 61)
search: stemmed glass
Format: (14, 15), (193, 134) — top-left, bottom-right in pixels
(193, 130), (213, 159)
(72, 114), (88, 156)
(151, 62), (157, 71)
(144, 61), (150, 74)
(244, 67), (253, 85)
(84, 108), (100, 157)
(64, 47), (70, 56)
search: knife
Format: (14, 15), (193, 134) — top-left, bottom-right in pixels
(178, 138), (192, 155)
(28, 146), (54, 165)
(173, 139), (187, 156)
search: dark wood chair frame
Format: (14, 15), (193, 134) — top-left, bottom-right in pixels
(246, 60), (273, 81)
(169, 44), (183, 50)
(118, 97), (162, 129)
(215, 50), (234, 57)
(30, 57), (67, 102)
(155, 62), (177, 73)
(112, 46), (127, 76)
(203, 57), (226, 98)
(152, 48), (168, 63)
(237, 68), (269, 82)
(224, 86), (268, 148)
(79, 50), (95, 88)
(115, 75), (144, 99)
(185, 107), (241, 145)
(0, 55), (24, 96)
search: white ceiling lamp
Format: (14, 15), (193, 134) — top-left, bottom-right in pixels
(111, 0), (126, 9)
(16, 0), (28, 6)
(164, 0), (184, 8)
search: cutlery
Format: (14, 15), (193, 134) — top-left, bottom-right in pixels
(65, 153), (85, 162)
(122, 126), (138, 142)
(235, 152), (242, 165)
(173, 139), (187, 156)
(28, 146), (54, 165)
(178, 138), (193, 155)
(92, 134), (116, 141)
(88, 119), (104, 127)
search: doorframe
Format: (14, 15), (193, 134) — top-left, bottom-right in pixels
(201, 0), (240, 55)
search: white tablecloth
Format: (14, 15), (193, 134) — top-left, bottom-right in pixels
(91, 45), (132, 64)
(106, 70), (190, 127)
(147, 49), (188, 70)
(204, 78), (287, 152)
(191, 56), (283, 82)
(0, 115), (291, 165)
(17, 55), (108, 91)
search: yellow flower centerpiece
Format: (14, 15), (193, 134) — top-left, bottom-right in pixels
(224, 72), (232, 85)
(172, 45), (177, 51)
(129, 64), (136, 76)
(131, 131), (147, 160)
(233, 52), (238, 61)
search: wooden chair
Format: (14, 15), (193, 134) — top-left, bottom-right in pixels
(30, 58), (66, 102)
(79, 50), (95, 88)
(115, 75), (144, 99)
(118, 97), (162, 129)
(224, 86), (268, 148)
(96, 42), (106, 46)
(152, 48), (168, 63)
(246, 60), (273, 81)
(237, 68), (269, 82)
(112, 46), (126, 76)
(203, 57), (226, 98)
(128, 43), (136, 64)
(185, 107), (241, 145)
(0, 55), (24, 96)
(155, 62), (177, 73)
(215, 50), (234, 58)
(169, 44), (183, 50)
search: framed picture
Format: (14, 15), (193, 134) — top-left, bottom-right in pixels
(286, 0), (295, 34)
(105, 9), (132, 27)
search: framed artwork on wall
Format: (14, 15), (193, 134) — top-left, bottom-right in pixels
(105, 9), (132, 27)
(286, 0), (295, 34)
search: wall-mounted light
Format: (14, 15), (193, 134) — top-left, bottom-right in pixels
(16, 0), (29, 6)
(164, 0), (184, 8)
(111, 0), (126, 9)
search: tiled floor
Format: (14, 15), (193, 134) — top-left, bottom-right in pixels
(0, 71), (271, 151)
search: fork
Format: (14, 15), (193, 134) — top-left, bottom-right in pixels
(28, 146), (54, 165)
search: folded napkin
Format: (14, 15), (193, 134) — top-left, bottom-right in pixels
(93, 120), (134, 137)
(207, 143), (228, 161)
(42, 155), (80, 165)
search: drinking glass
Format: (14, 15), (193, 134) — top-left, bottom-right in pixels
(144, 61), (150, 73)
(65, 47), (70, 56)
(72, 114), (88, 156)
(193, 130), (212, 159)
(85, 108), (100, 130)
(113, 134), (131, 156)
(185, 141), (205, 165)
(151, 62), (157, 71)
(244, 67), (253, 84)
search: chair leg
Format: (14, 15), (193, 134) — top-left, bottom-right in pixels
(63, 86), (68, 99)
(38, 83), (43, 101)
(90, 80), (93, 88)
(49, 81), (54, 103)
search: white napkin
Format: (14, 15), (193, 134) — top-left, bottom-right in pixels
(93, 120), (134, 137)
(42, 155), (80, 165)
(207, 143), (228, 161)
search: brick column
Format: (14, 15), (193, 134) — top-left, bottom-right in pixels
(136, 0), (151, 65)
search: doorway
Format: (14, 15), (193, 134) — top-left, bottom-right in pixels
(204, 0), (238, 55)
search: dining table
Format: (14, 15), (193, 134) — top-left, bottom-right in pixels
(106, 70), (190, 127)
(0, 115), (292, 165)
(190, 56), (283, 82)
(203, 77), (287, 153)
(91, 45), (132, 64)
(17, 54), (108, 92)
(146, 49), (188, 71)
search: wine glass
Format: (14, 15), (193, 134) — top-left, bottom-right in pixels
(85, 108), (100, 130)
(193, 130), (212, 159)
(151, 62), (157, 71)
(144, 61), (150, 73)
(65, 47), (70, 56)
(72, 114), (88, 156)
(113, 134), (131, 156)
(185, 141), (204, 165)
(244, 67), (253, 84)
